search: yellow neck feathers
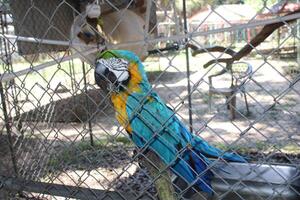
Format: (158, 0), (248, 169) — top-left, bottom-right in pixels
(111, 62), (142, 133)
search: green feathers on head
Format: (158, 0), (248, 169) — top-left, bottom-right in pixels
(97, 50), (141, 65)
(97, 50), (119, 59)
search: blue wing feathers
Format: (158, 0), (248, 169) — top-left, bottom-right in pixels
(126, 92), (246, 194)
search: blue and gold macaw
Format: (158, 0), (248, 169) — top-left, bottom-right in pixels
(94, 50), (246, 194)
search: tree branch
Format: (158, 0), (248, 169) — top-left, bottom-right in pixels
(189, 4), (300, 69)
(234, 9), (300, 61)
(187, 43), (236, 57)
(203, 58), (233, 69)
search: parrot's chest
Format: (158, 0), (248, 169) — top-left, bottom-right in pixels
(110, 92), (156, 134)
(111, 93), (132, 133)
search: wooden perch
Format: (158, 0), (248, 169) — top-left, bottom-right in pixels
(187, 43), (236, 57)
(203, 58), (233, 69)
(189, 3), (300, 69)
(139, 151), (176, 200)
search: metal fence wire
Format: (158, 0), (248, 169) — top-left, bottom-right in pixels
(0, 0), (300, 199)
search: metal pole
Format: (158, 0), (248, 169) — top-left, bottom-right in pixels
(182, 0), (193, 132)
(144, 0), (152, 36)
(144, 0), (152, 55)
(0, 11), (21, 177)
(68, 51), (75, 93)
(0, 11), (22, 133)
(82, 62), (94, 146)
(172, 0), (180, 36)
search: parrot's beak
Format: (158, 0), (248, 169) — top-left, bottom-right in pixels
(94, 61), (120, 93)
(94, 71), (107, 91)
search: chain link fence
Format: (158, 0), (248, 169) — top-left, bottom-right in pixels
(0, 0), (300, 199)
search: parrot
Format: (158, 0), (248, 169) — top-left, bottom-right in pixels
(94, 50), (246, 194)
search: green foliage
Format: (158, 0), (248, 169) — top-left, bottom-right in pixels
(244, 0), (278, 11)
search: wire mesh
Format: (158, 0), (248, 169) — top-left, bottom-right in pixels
(0, 0), (299, 200)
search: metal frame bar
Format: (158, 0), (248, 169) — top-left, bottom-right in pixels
(0, 176), (152, 200)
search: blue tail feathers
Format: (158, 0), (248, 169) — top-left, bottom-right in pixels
(171, 149), (214, 194)
(174, 117), (246, 194)
(173, 141), (246, 194)
(188, 149), (214, 194)
(192, 136), (247, 163)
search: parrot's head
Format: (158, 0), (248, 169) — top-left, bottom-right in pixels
(94, 50), (149, 93)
